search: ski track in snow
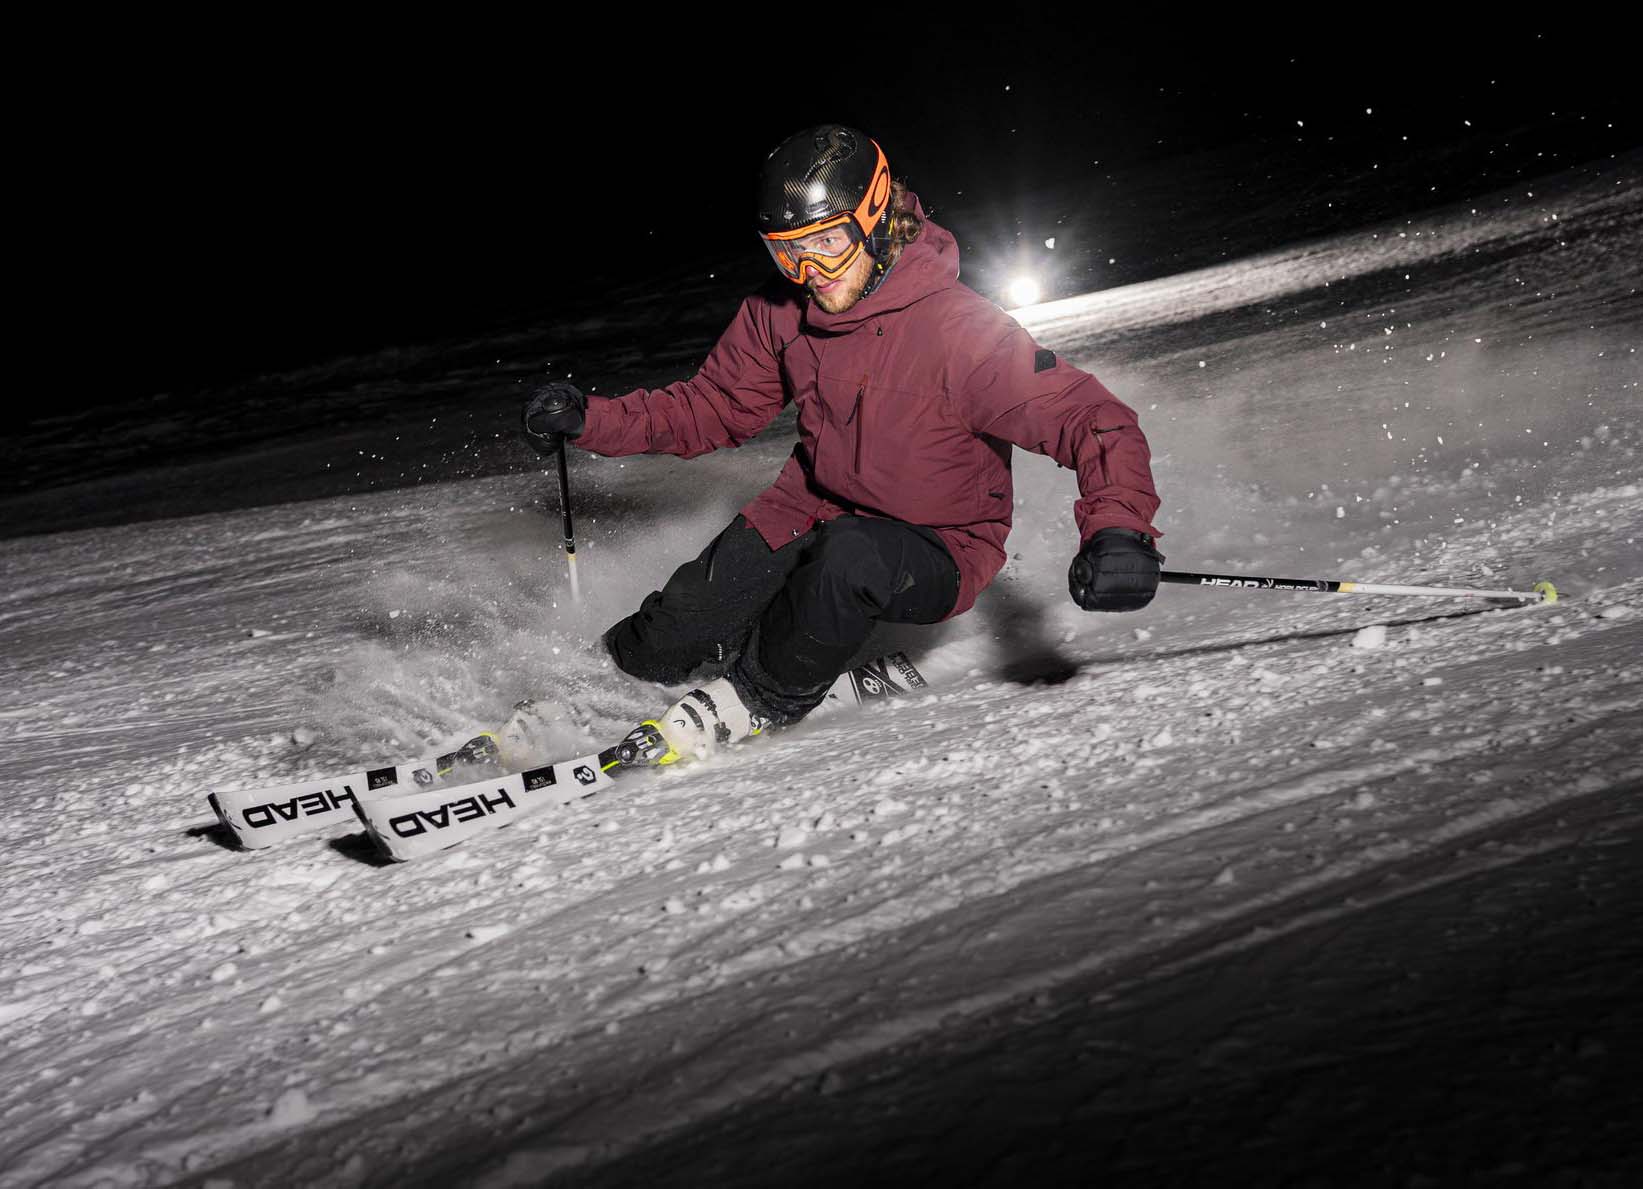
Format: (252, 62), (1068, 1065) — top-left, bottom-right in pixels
(1, 155), (1640, 1186)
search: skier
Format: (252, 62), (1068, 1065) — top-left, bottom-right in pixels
(523, 124), (1162, 764)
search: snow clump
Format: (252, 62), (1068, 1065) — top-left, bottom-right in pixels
(1351, 625), (1389, 650)
(267, 1088), (317, 1127)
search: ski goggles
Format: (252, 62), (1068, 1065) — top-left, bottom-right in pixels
(760, 215), (869, 283)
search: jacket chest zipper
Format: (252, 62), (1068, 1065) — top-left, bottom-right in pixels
(850, 375), (869, 473)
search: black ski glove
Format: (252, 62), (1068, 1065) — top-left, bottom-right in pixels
(522, 381), (588, 454)
(1069, 527), (1163, 612)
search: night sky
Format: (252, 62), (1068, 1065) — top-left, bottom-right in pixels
(71, 16), (1630, 411)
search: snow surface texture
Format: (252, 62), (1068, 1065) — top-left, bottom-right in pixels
(1, 156), (1640, 1186)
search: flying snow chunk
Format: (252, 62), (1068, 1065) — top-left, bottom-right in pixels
(1142, 727), (1174, 751)
(267, 1088), (317, 1128)
(1351, 625), (1388, 650)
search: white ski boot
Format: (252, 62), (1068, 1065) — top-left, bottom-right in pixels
(651, 677), (765, 764)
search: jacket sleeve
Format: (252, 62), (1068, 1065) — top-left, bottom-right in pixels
(955, 325), (1161, 541)
(573, 295), (788, 459)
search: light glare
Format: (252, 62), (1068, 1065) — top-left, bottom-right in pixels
(1007, 277), (1041, 308)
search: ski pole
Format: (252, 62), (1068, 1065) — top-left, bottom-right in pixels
(555, 443), (581, 603)
(1161, 569), (1557, 603)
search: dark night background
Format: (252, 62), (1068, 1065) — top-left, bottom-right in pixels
(6, 14), (1633, 538)
(64, 16), (1631, 412)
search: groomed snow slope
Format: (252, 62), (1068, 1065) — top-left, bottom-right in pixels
(1, 154), (1639, 1186)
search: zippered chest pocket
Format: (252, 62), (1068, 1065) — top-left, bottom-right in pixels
(848, 375), (870, 473)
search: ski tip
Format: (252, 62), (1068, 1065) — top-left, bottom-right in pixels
(205, 792), (241, 847)
(1533, 580), (1559, 604)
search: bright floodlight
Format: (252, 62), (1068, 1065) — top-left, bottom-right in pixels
(1006, 276), (1042, 308)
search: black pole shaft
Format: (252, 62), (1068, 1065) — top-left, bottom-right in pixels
(1161, 569), (1341, 593)
(556, 444), (576, 557)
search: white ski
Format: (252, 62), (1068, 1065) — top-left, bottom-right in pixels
(210, 761), (443, 850)
(354, 754), (614, 861)
(205, 652), (929, 857)
(353, 651), (931, 862)
(815, 650), (929, 713)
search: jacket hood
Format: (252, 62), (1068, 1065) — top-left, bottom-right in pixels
(803, 193), (959, 333)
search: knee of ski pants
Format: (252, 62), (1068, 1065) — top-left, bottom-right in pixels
(799, 517), (957, 624)
(603, 516), (788, 683)
(602, 609), (699, 685)
(792, 520), (892, 613)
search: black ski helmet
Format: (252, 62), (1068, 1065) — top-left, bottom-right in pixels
(756, 125), (895, 292)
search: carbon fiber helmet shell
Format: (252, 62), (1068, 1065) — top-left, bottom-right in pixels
(757, 124), (893, 256)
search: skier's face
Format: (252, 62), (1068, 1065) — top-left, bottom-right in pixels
(806, 244), (875, 314)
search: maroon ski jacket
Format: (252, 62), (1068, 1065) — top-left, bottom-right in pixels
(574, 199), (1160, 618)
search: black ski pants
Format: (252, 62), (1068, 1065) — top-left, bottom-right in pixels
(604, 514), (959, 723)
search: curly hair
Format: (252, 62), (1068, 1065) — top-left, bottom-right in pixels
(883, 179), (923, 266)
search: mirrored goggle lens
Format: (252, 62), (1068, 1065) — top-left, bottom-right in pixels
(760, 217), (865, 282)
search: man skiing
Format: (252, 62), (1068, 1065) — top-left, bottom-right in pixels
(523, 124), (1162, 764)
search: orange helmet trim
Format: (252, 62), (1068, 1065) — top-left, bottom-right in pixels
(764, 140), (891, 246)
